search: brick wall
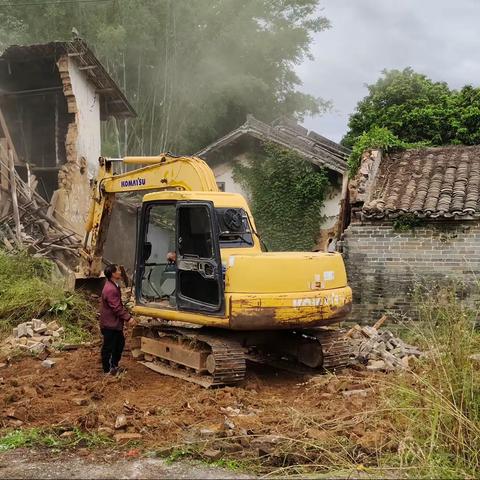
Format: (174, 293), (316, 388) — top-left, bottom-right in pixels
(341, 220), (480, 323)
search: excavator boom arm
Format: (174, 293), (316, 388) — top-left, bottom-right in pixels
(80, 154), (218, 277)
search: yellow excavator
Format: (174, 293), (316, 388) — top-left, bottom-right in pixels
(80, 153), (353, 386)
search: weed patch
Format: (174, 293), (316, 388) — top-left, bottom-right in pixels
(0, 428), (112, 452)
(0, 250), (96, 341)
(380, 287), (480, 477)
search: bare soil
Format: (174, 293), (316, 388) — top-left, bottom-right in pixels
(0, 335), (394, 475)
(0, 448), (253, 479)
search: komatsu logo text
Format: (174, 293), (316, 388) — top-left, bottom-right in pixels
(292, 295), (342, 308)
(121, 178), (146, 188)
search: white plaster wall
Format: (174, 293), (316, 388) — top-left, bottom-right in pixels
(68, 58), (101, 178)
(212, 162), (249, 198)
(322, 186), (343, 229)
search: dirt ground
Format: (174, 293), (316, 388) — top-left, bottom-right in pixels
(0, 338), (394, 475)
(0, 448), (252, 479)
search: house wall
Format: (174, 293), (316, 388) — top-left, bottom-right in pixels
(341, 220), (480, 323)
(54, 56), (101, 235)
(68, 58), (101, 178)
(210, 153), (250, 198)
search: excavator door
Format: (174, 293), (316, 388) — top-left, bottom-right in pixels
(175, 201), (224, 314)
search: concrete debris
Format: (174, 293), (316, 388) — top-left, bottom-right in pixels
(114, 414), (128, 430)
(41, 359), (56, 369)
(1, 319), (64, 360)
(348, 318), (423, 372)
(341, 388), (370, 398)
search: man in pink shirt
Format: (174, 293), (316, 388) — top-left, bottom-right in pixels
(99, 264), (133, 375)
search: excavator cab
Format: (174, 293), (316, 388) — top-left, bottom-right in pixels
(136, 199), (225, 315)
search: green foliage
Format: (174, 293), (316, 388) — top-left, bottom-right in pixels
(382, 286), (480, 477)
(233, 144), (330, 251)
(0, 251), (95, 340)
(392, 214), (425, 232)
(343, 67), (480, 150)
(0, 428), (113, 451)
(347, 126), (410, 176)
(2, 0), (330, 155)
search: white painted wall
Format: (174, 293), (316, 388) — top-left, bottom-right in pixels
(213, 164), (249, 197)
(322, 186), (343, 229)
(68, 58), (101, 178)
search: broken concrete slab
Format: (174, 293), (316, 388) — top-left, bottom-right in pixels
(41, 359), (56, 369)
(115, 414), (128, 430)
(46, 321), (61, 332)
(16, 323), (29, 338)
(29, 343), (46, 355)
(32, 319), (47, 333)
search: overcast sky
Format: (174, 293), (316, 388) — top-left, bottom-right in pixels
(297, 0), (480, 142)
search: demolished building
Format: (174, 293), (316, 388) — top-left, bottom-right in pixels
(0, 39), (135, 233)
(0, 39), (135, 274)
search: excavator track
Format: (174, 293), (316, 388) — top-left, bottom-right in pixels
(138, 327), (246, 388)
(304, 328), (354, 370)
(245, 328), (355, 374)
(135, 325), (354, 387)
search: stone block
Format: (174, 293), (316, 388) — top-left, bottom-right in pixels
(32, 319), (47, 334)
(16, 323), (29, 338)
(41, 359), (56, 368)
(46, 321), (60, 331)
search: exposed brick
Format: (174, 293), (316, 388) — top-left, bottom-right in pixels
(342, 220), (480, 323)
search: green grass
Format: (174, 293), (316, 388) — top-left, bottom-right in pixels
(0, 428), (113, 451)
(0, 250), (96, 342)
(378, 287), (480, 478)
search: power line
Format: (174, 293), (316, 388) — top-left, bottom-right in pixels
(0, 0), (115, 7)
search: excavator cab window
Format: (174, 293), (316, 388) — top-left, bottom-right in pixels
(176, 202), (224, 313)
(136, 202), (177, 307)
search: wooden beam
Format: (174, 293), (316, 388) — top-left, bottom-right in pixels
(78, 65), (97, 71)
(7, 149), (22, 245)
(0, 105), (19, 163)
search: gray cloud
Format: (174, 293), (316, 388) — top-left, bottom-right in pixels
(297, 0), (480, 142)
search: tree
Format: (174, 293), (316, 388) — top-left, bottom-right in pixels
(3, 0), (330, 155)
(342, 67), (480, 149)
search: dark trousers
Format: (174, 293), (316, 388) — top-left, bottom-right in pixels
(101, 328), (125, 373)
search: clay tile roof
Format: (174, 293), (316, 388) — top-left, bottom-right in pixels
(363, 145), (480, 220)
(196, 114), (350, 174)
(1, 39), (135, 119)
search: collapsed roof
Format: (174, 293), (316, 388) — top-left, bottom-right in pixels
(197, 114), (350, 174)
(0, 38), (135, 119)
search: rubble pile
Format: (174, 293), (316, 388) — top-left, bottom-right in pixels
(0, 131), (81, 276)
(348, 317), (423, 371)
(1, 319), (65, 358)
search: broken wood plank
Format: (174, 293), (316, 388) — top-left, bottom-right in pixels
(7, 150), (22, 245)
